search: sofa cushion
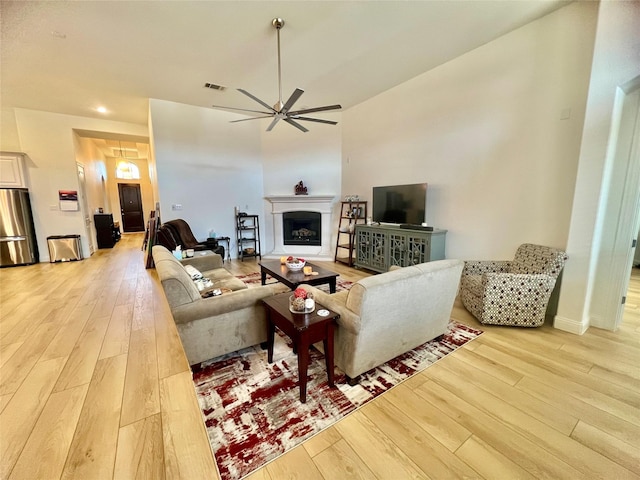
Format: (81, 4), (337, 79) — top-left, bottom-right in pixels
(201, 269), (248, 291)
(184, 265), (203, 279)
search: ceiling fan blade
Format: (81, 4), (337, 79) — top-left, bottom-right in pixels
(237, 88), (276, 112)
(230, 115), (275, 123)
(288, 104), (342, 115)
(266, 117), (282, 132)
(281, 88), (304, 114)
(284, 117), (309, 133)
(212, 105), (272, 115)
(291, 116), (338, 125)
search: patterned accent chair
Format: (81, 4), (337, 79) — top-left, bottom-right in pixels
(460, 244), (568, 327)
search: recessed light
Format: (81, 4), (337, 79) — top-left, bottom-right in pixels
(96, 106), (107, 114)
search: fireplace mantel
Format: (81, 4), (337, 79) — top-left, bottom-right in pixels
(265, 195), (336, 213)
(265, 195), (337, 259)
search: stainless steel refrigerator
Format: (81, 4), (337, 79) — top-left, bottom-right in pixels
(0, 188), (39, 267)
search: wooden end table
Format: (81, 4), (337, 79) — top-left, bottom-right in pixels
(262, 292), (339, 403)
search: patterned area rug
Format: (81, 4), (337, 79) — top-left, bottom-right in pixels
(192, 318), (482, 480)
(234, 271), (354, 293)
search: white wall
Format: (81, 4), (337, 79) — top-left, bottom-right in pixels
(73, 135), (107, 214)
(150, 101), (343, 257)
(260, 115), (342, 253)
(342, 2), (597, 262)
(13, 108), (147, 260)
(149, 99), (263, 257)
(555, 0), (640, 333)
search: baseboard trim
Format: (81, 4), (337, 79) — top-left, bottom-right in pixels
(553, 314), (589, 335)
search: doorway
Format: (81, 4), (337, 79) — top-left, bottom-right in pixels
(118, 183), (145, 232)
(593, 78), (640, 330)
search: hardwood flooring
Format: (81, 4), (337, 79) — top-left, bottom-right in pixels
(1, 233), (638, 479)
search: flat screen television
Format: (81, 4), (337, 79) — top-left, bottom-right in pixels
(372, 183), (427, 225)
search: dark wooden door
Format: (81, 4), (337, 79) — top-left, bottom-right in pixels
(118, 183), (145, 232)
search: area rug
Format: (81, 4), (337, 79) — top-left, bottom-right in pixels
(235, 271), (354, 293)
(192, 320), (483, 480)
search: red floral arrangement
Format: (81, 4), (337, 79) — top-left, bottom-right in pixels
(294, 287), (308, 299)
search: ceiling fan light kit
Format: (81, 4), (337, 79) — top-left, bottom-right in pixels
(212, 17), (341, 132)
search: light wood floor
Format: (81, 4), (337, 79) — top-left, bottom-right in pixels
(1, 233), (638, 479)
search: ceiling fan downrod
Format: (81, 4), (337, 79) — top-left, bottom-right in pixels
(272, 18), (285, 113)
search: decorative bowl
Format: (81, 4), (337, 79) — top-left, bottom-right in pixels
(289, 295), (315, 314)
(286, 260), (306, 271)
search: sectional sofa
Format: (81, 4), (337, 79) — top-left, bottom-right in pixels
(152, 245), (287, 364)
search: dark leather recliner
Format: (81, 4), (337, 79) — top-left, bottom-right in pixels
(163, 219), (208, 250)
(155, 224), (180, 251)
(156, 219), (224, 257)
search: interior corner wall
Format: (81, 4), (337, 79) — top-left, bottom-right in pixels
(13, 108), (147, 261)
(341, 2), (597, 262)
(555, 0), (640, 334)
(260, 116), (342, 254)
(147, 107), (159, 209)
(149, 99), (263, 257)
(0, 108), (21, 152)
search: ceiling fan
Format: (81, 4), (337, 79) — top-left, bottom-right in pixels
(212, 18), (342, 133)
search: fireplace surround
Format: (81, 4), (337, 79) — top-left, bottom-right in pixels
(265, 195), (335, 259)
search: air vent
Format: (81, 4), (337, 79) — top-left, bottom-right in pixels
(204, 83), (226, 91)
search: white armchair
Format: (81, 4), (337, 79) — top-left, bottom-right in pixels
(460, 243), (567, 327)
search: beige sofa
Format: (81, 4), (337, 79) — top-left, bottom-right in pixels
(300, 259), (464, 384)
(152, 245), (287, 365)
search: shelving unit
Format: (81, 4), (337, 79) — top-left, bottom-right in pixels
(334, 201), (367, 267)
(236, 214), (261, 261)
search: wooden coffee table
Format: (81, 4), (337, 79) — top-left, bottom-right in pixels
(262, 292), (339, 403)
(259, 259), (339, 293)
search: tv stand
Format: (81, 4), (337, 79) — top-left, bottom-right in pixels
(354, 224), (446, 273)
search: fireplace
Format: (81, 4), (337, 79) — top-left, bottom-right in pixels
(265, 195), (336, 260)
(283, 211), (321, 246)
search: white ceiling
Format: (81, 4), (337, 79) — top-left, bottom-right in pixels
(1, 0), (570, 129)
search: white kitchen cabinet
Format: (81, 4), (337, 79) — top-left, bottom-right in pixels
(0, 153), (27, 188)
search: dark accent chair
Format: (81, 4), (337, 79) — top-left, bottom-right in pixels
(163, 219), (209, 251)
(155, 224), (180, 251)
(156, 219), (224, 257)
